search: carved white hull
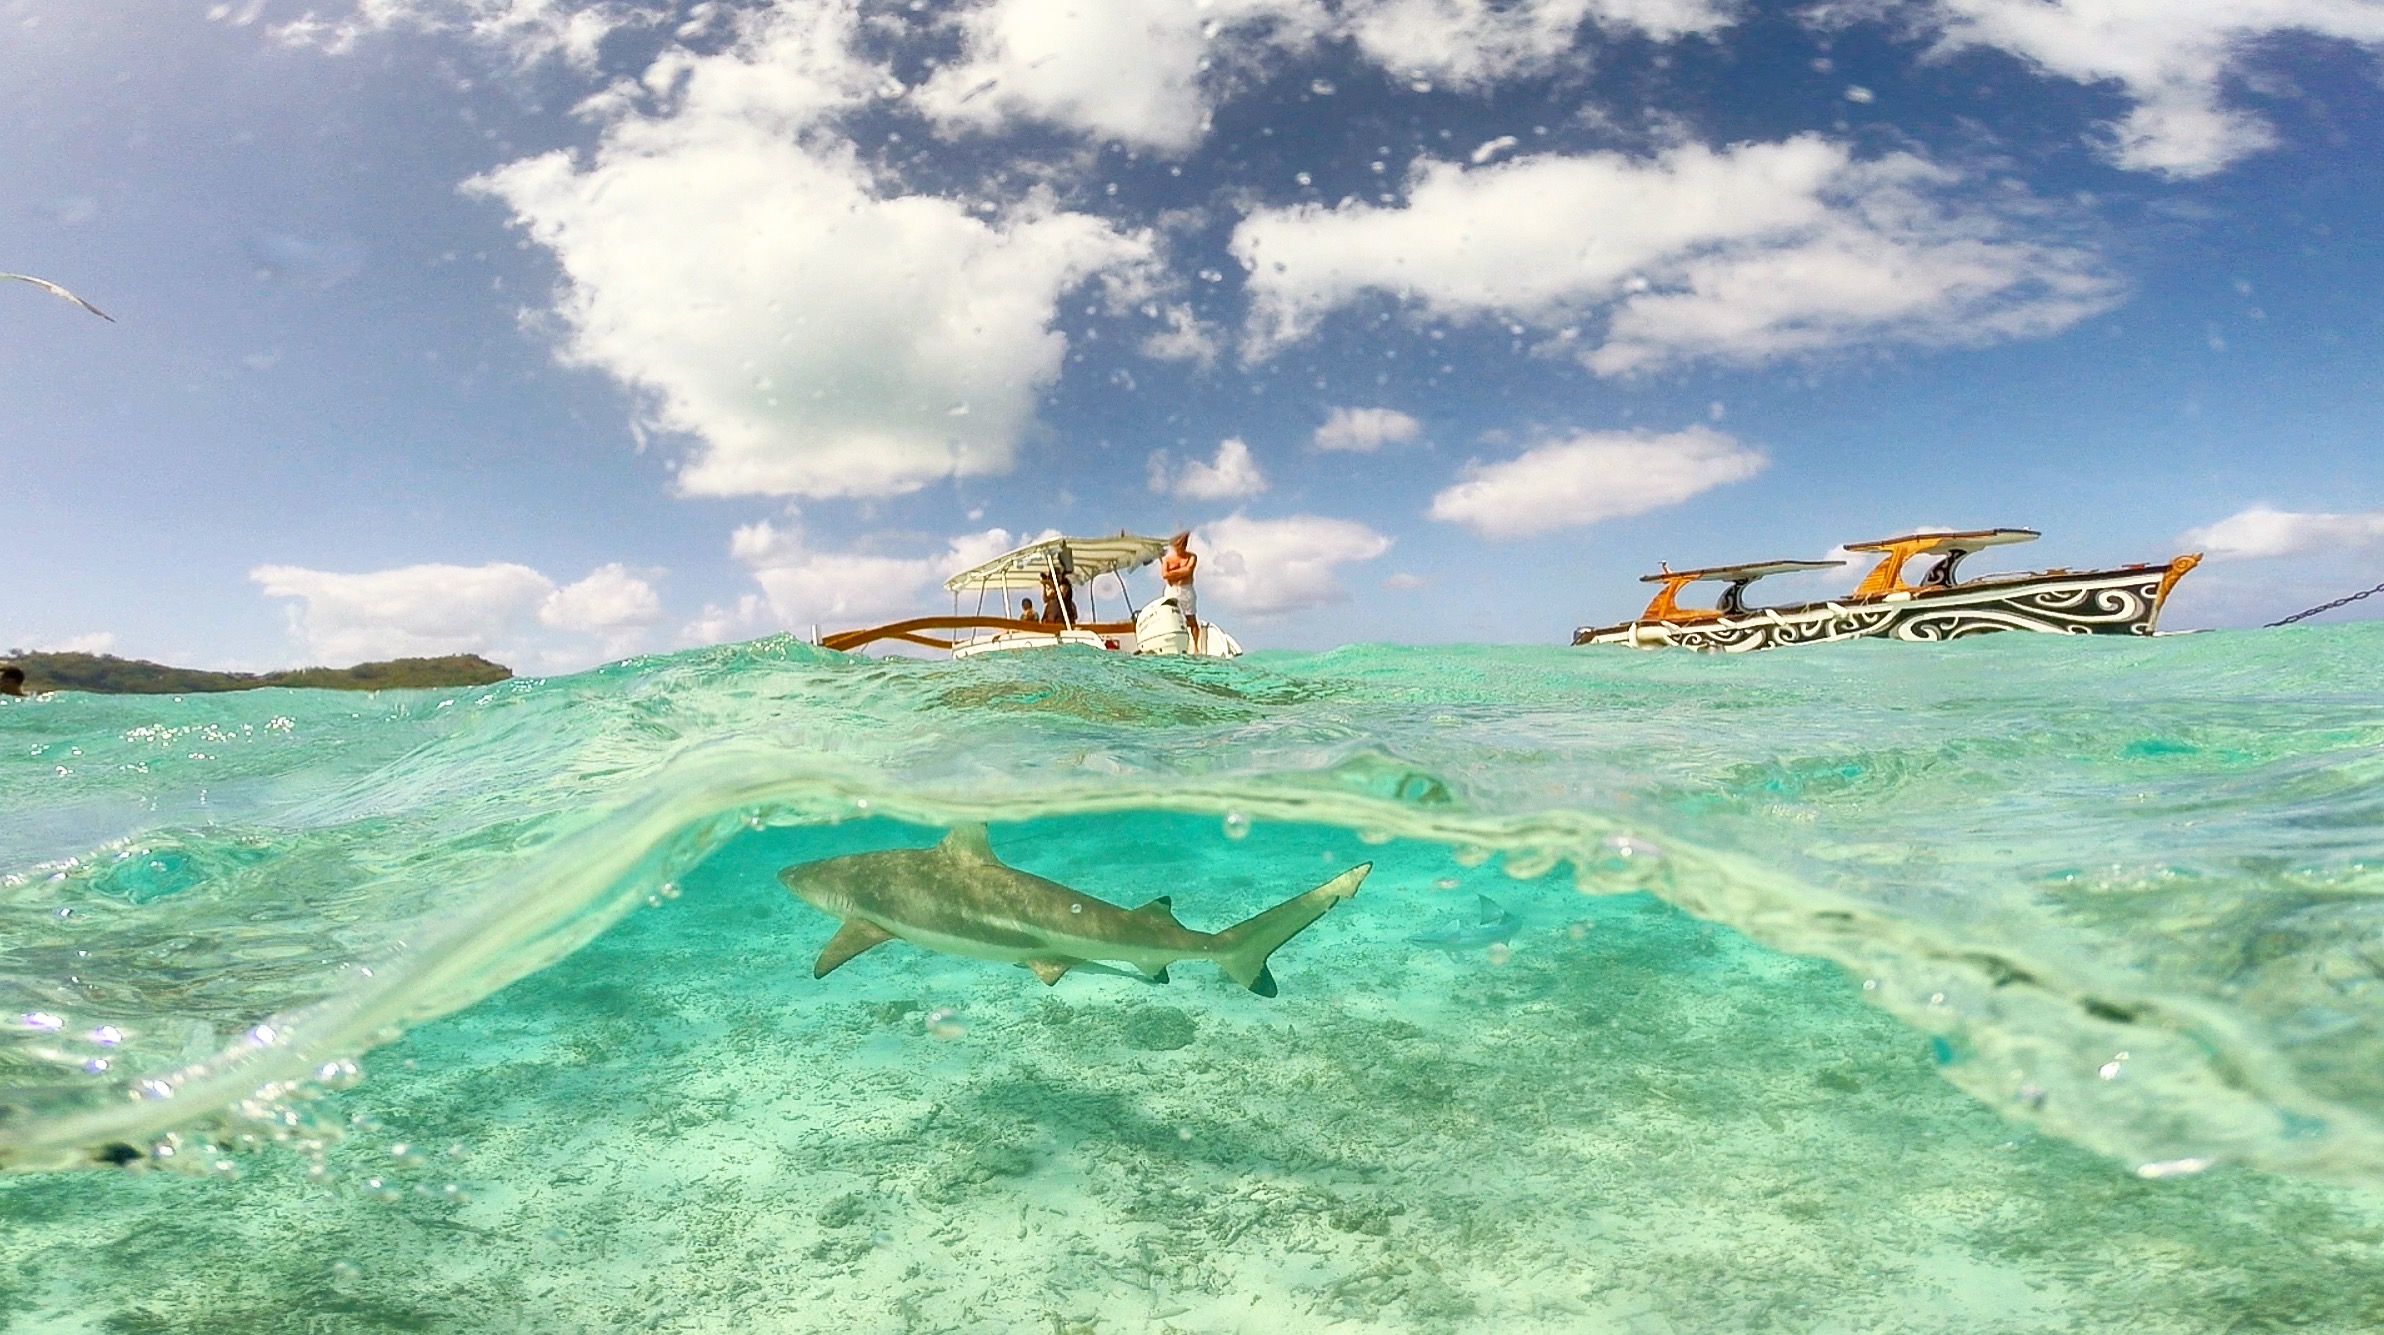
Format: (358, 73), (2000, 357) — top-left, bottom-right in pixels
(1575, 565), (2187, 652)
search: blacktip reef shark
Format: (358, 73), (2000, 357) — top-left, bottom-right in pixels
(778, 825), (1367, 996)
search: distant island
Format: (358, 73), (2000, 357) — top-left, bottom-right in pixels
(1, 652), (514, 695)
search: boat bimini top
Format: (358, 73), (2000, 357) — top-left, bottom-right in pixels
(944, 533), (1171, 593)
(1842, 528), (2039, 598)
(1636, 559), (1847, 623)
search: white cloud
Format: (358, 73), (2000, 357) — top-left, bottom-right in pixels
(468, 2), (1155, 501)
(1232, 136), (2118, 376)
(266, 0), (655, 69)
(1427, 425), (1764, 539)
(907, 0), (1735, 153)
(1382, 572), (1428, 590)
(1151, 437), (1270, 500)
(252, 560), (662, 670)
(1191, 513), (1392, 616)
(688, 521), (1024, 641)
(1140, 304), (1223, 366)
(913, 0), (1328, 153)
(25, 632), (119, 655)
(1920, 0), (2384, 178)
(2181, 504), (2384, 560)
(1314, 405), (1423, 452)
(1341, 0), (1739, 90)
(539, 563), (665, 654)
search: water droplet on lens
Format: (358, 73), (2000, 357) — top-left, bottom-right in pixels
(1485, 942), (1512, 966)
(1221, 812), (1251, 840)
(329, 1259), (361, 1285)
(1432, 877), (1459, 890)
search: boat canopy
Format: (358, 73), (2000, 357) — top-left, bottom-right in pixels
(1638, 559), (1846, 584)
(1845, 529), (2040, 598)
(943, 533), (1171, 593)
(1635, 558), (1846, 621)
(1844, 528), (2039, 555)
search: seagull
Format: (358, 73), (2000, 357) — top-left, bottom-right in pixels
(1, 273), (113, 322)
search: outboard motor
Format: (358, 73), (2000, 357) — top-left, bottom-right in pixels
(1134, 597), (1192, 655)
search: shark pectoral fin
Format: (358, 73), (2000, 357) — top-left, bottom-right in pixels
(939, 823), (995, 862)
(813, 919), (896, 979)
(1129, 896), (1183, 928)
(1024, 959), (1074, 986)
(1141, 965), (1172, 984)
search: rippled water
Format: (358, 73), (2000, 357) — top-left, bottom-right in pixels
(4, 629), (2383, 1330)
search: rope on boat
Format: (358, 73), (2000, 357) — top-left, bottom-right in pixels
(2268, 579), (2384, 627)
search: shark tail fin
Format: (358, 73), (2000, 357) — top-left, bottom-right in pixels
(1212, 864), (1369, 997)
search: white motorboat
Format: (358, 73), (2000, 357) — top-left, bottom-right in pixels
(819, 533), (1241, 659)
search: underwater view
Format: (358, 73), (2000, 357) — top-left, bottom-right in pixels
(7, 627), (2384, 1332)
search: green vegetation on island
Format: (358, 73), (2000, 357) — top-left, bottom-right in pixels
(0, 652), (513, 695)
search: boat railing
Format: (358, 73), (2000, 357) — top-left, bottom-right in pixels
(820, 614), (1136, 654)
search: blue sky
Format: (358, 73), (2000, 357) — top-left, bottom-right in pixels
(3, 0), (2380, 670)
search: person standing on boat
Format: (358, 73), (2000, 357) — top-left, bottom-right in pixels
(1051, 547), (1080, 625)
(1161, 531), (1199, 637)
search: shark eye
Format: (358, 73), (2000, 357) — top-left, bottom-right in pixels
(1069, 903), (1083, 914)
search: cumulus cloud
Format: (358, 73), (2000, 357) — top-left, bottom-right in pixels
(685, 522), (1024, 642)
(1233, 136), (2118, 375)
(1918, 0), (2384, 178)
(468, 2), (1154, 501)
(1314, 406), (1423, 452)
(1342, 0), (1739, 89)
(913, 0), (1329, 153)
(539, 562), (664, 636)
(252, 560), (664, 670)
(1140, 305), (1224, 366)
(1150, 438), (1270, 500)
(30, 632), (119, 655)
(265, 0), (656, 68)
(1192, 513), (1392, 616)
(1427, 425), (1764, 539)
(2181, 504), (2384, 560)
(909, 0), (1737, 150)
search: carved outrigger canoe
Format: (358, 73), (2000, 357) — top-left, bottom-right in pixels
(1573, 529), (2202, 652)
(821, 532), (1240, 659)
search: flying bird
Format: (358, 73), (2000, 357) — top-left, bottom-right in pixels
(2, 273), (113, 322)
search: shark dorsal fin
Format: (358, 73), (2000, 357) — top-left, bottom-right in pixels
(939, 823), (995, 862)
(1474, 894), (1505, 923)
(1130, 896), (1181, 928)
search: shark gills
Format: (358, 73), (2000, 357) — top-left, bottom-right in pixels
(777, 825), (1366, 997)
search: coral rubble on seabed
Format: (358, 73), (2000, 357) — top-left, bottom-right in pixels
(5, 821), (2383, 1334)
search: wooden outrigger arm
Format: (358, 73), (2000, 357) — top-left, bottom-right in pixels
(820, 615), (1136, 653)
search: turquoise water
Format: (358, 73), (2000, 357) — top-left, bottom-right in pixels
(5, 629), (2384, 1331)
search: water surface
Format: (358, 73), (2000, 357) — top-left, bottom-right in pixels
(5, 630), (2383, 1330)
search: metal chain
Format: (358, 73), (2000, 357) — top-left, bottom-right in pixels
(2268, 579), (2384, 628)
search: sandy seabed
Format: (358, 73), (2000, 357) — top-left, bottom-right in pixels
(5, 819), (2383, 1334)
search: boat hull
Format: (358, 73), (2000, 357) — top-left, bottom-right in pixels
(1574, 562), (2195, 652)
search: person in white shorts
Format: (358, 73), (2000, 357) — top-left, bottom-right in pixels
(1161, 531), (1198, 637)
